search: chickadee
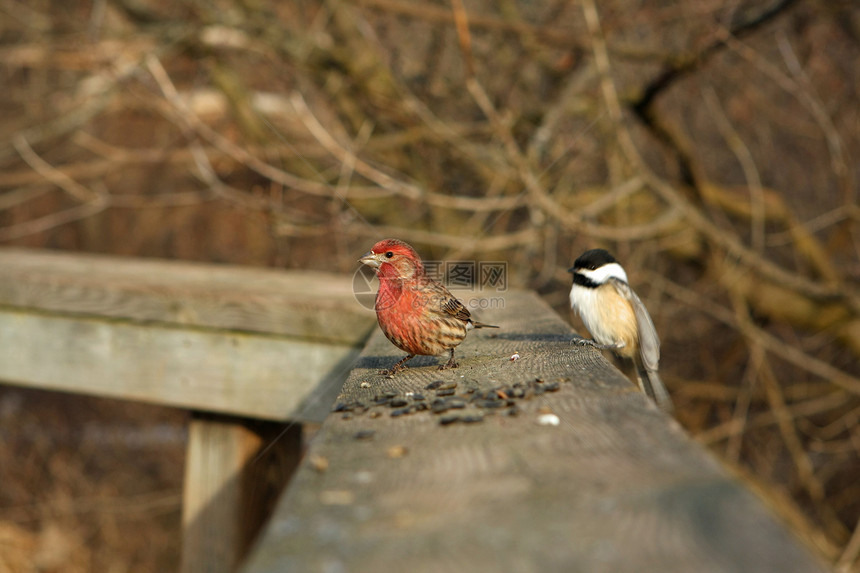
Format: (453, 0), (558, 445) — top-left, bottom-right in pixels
(569, 249), (673, 412)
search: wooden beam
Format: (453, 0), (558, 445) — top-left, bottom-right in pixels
(0, 247), (376, 422)
(242, 291), (828, 573)
(0, 247), (373, 346)
(0, 309), (357, 422)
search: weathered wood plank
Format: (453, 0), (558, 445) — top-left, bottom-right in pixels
(0, 309), (356, 422)
(0, 247), (377, 421)
(182, 415), (257, 573)
(181, 414), (302, 573)
(242, 290), (828, 573)
(0, 248), (373, 346)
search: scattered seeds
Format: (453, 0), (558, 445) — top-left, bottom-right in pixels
(431, 400), (449, 414)
(537, 413), (560, 426)
(341, 364), (568, 422)
(309, 455), (329, 473)
(387, 445), (408, 458)
(333, 401), (356, 412)
(320, 490), (355, 505)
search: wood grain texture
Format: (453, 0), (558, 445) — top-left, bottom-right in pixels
(242, 290), (828, 573)
(0, 248), (374, 346)
(0, 309), (357, 422)
(0, 247), (376, 421)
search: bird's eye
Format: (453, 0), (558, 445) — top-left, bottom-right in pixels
(385, 251), (394, 258)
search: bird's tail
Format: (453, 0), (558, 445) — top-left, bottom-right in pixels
(635, 359), (673, 413)
(472, 321), (499, 329)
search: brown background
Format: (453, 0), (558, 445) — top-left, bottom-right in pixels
(0, 0), (858, 570)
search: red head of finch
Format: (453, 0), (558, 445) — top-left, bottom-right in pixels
(359, 238), (498, 375)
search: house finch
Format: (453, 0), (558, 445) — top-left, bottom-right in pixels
(359, 238), (499, 375)
(569, 249), (673, 412)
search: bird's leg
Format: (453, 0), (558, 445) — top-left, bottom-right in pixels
(380, 354), (415, 377)
(438, 348), (459, 370)
(573, 337), (625, 351)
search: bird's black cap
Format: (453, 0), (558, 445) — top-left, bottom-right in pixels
(568, 248), (617, 273)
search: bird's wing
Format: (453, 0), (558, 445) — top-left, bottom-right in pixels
(609, 277), (660, 371)
(441, 294), (473, 323)
(418, 277), (473, 323)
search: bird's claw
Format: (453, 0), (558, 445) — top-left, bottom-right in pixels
(379, 365), (406, 377)
(438, 361), (459, 370)
(573, 337), (623, 351)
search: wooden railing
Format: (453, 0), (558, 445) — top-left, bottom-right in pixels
(241, 290), (829, 573)
(0, 247), (374, 572)
(0, 248), (829, 573)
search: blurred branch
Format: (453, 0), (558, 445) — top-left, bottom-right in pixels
(13, 135), (103, 204)
(726, 342), (763, 463)
(358, 0), (587, 49)
(837, 515), (860, 572)
(702, 86), (766, 253)
(631, 0), (802, 119)
(0, 185), (52, 210)
(145, 55), (374, 199)
(0, 202), (107, 242)
(776, 31), (855, 208)
(651, 272), (860, 397)
(288, 92), (423, 200)
(696, 390), (850, 445)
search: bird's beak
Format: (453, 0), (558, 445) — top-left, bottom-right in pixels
(567, 266), (576, 274)
(359, 251), (381, 269)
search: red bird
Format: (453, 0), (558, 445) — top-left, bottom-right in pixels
(359, 238), (499, 375)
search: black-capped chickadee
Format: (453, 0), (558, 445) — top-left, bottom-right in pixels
(569, 249), (673, 412)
